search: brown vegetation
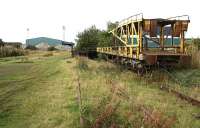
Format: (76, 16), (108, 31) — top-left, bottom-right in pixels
(186, 38), (200, 68)
(192, 51), (200, 68)
(0, 46), (25, 57)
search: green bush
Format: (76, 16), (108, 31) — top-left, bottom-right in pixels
(77, 57), (88, 70)
(47, 46), (57, 51)
(75, 22), (118, 51)
(192, 38), (200, 50)
(25, 45), (38, 50)
(43, 52), (53, 57)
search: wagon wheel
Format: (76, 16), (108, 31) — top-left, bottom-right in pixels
(137, 68), (144, 76)
(137, 64), (147, 76)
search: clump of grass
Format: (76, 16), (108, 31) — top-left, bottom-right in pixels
(89, 92), (122, 128)
(76, 57), (89, 70)
(138, 106), (176, 128)
(43, 52), (53, 57)
(0, 58), (10, 62)
(76, 67), (177, 128)
(66, 60), (72, 63)
(97, 53), (108, 60)
(192, 51), (200, 68)
(75, 57), (199, 128)
(81, 80), (177, 128)
(15, 57), (33, 63)
(98, 62), (117, 72)
(186, 38), (200, 68)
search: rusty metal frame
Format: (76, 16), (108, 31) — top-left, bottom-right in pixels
(97, 14), (190, 63)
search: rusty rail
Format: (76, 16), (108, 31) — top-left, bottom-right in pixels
(160, 85), (200, 107)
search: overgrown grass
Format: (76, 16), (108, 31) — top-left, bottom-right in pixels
(43, 52), (54, 57)
(76, 57), (89, 71)
(192, 51), (200, 68)
(186, 38), (200, 68)
(0, 53), (199, 128)
(74, 58), (200, 128)
(165, 68), (200, 101)
(0, 51), (78, 128)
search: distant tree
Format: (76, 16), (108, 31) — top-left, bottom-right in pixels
(107, 21), (118, 32)
(75, 22), (119, 50)
(105, 21), (121, 46)
(98, 30), (112, 47)
(0, 39), (3, 43)
(75, 25), (100, 51)
(192, 38), (200, 50)
(0, 39), (4, 47)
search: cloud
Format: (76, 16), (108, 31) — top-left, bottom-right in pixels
(0, 0), (198, 43)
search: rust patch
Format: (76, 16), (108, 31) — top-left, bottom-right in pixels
(145, 55), (157, 65)
(180, 55), (191, 67)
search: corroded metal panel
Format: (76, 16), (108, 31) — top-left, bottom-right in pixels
(180, 55), (191, 67)
(150, 20), (158, 37)
(144, 55), (157, 65)
(144, 20), (151, 32)
(182, 21), (189, 31)
(173, 21), (182, 37)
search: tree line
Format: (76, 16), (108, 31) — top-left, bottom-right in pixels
(75, 22), (200, 52)
(75, 22), (119, 51)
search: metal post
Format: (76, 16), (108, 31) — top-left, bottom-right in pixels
(139, 22), (143, 53)
(130, 47), (133, 58)
(180, 30), (184, 53)
(171, 24), (174, 46)
(126, 25), (128, 45)
(62, 25), (66, 41)
(136, 22), (140, 59)
(160, 26), (164, 51)
(131, 22), (134, 45)
(144, 37), (148, 50)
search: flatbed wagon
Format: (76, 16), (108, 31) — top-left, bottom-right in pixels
(97, 13), (191, 72)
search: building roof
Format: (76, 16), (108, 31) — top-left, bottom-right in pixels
(62, 41), (74, 46)
(26, 37), (74, 46)
(5, 42), (22, 45)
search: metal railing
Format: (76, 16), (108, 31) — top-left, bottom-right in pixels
(118, 13), (143, 26)
(167, 15), (190, 21)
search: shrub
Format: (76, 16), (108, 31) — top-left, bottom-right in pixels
(185, 38), (200, 68)
(26, 45), (38, 50)
(48, 46), (57, 51)
(77, 57), (88, 70)
(191, 51), (200, 68)
(43, 52), (53, 57)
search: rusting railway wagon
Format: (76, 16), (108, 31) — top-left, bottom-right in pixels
(97, 13), (190, 73)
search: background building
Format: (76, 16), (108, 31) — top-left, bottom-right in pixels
(0, 39), (22, 48)
(26, 37), (74, 50)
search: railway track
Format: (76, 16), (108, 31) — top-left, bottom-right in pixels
(158, 65), (200, 107)
(104, 57), (200, 107)
(76, 52), (200, 107)
(160, 85), (200, 107)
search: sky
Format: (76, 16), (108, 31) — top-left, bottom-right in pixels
(0, 0), (199, 44)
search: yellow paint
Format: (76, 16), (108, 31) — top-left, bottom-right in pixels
(96, 14), (189, 60)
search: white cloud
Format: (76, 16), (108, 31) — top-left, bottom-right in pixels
(0, 0), (199, 43)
